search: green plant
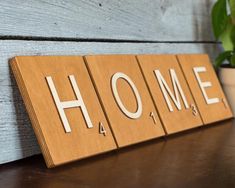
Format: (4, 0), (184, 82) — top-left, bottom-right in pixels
(212, 0), (235, 68)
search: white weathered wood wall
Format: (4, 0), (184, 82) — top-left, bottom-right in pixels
(0, 0), (219, 164)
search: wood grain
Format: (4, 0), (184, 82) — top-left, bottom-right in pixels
(85, 55), (165, 147)
(10, 56), (117, 167)
(0, 120), (234, 188)
(137, 55), (203, 134)
(177, 54), (233, 124)
(0, 0), (216, 41)
(0, 0), (223, 165)
(0, 41), (219, 164)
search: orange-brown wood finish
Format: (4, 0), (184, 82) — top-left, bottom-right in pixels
(137, 55), (203, 134)
(177, 54), (233, 124)
(10, 56), (117, 168)
(9, 54), (234, 168)
(85, 55), (165, 147)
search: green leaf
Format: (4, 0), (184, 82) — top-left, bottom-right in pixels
(214, 51), (233, 68)
(220, 20), (234, 50)
(231, 54), (235, 67)
(211, 0), (228, 39)
(229, 0), (235, 21)
(231, 25), (235, 48)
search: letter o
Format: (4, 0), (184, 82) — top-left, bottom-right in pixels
(111, 72), (142, 119)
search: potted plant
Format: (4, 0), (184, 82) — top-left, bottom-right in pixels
(212, 0), (235, 113)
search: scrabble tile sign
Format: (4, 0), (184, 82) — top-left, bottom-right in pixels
(10, 54), (233, 168)
(85, 55), (165, 147)
(137, 55), (203, 134)
(177, 54), (233, 124)
(10, 56), (117, 168)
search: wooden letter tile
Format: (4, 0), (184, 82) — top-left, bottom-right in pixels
(85, 55), (165, 147)
(137, 55), (203, 134)
(10, 56), (117, 168)
(177, 54), (233, 124)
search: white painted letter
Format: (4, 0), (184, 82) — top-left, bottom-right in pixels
(111, 72), (142, 119)
(193, 67), (219, 104)
(46, 75), (93, 133)
(154, 69), (189, 112)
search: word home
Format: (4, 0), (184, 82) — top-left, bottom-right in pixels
(10, 54), (233, 167)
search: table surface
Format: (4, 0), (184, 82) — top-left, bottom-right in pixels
(1, 120), (235, 188)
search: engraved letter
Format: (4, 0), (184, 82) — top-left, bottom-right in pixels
(111, 72), (142, 119)
(154, 69), (189, 112)
(46, 75), (93, 133)
(193, 67), (219, 104)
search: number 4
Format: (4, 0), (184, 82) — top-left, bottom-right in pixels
(99, 122), (107, 136)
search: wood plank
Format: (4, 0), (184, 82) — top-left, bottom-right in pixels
(0, 120), (234, 188)
(177, 54), (233, 124)
(10, 56), (117, 167)
(137, 55), (203, 134)
(85, 55), (165, 147)
(0, 40), (219, 164)
(0, 0), (216, 41)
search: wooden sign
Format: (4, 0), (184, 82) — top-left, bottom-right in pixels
(10, 56), (117, 168)
(10, 54), (233, 168)
(177, 54), (233, 124)
(137, 55), (203, 134)
(85, 55), (165, 147)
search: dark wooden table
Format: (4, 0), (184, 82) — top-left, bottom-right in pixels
(1, 120), (235, 188)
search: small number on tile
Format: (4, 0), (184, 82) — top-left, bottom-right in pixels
(150, 112), (157, 124)
(190, 104), (198, 116)
(99, 122), (107, 136)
